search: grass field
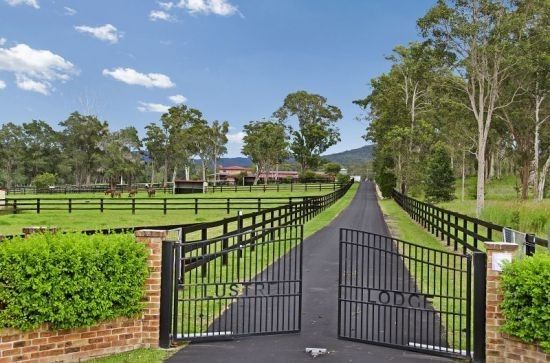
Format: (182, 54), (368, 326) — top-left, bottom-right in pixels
(91, 184), (359, 363)
(440, 176), (550, 238)
(0, 190), (331, 236)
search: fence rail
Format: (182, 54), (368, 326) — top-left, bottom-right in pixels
(4, 195), (332, 215)
(5, 185), (174, 195)
(392, 190), (548, 255)
(208, 182), (342, 193)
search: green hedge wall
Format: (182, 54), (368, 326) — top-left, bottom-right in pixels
(0, 232), (148, 331)
(500, 252), (550, 352)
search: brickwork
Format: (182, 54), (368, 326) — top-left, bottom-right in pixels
(0, 229), (167, 363)
(484, 242), (550, 363)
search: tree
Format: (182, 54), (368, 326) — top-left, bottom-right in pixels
(242, 120), (289, 185)
(374, 150), (397, 198)
(32, 172), (56, 190)
(21, 120), (62, 181)
(274, 91), (342, 171)
(0, 123), (24, 188)
(424, 143), (456, 202)
(419, 0), (522, 215)
(206, 120), (229, 186)
(143, 123), (168, 185)
(59, 112), (108, 185)
(100, 127), (142, 187)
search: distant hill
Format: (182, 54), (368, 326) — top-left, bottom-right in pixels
(322, 145), (375, 167)
(217, 157), (252, 167)
(216, 145), (375, 169)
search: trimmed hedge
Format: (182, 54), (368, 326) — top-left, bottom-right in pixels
(0, 232), (148, 331)
(500, 252), (550, 352)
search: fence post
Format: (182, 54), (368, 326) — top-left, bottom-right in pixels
(100, 198), (104, 213)
(226, 198), (230, 214)
(222, 222), (229, 265)
(37, 198), (40, 214)
(472, 251), (487, 363)
(525, 233), (536, 256)
(201, 228), (208, 275)
(68, 198), (72, 213)
(194, 198), (198, 215)
(159, 240), (174, 349)
(163, 198), (167, 215)
(13, 199), (17, 214)
(132, 198), (136, 215)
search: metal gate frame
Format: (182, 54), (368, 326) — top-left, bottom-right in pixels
(337, 228), (486, 361)
(159, 225), (303, 346)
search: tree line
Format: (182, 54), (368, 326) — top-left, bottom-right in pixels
(0, 90), (344, 189)
(355, 0), (549, 213)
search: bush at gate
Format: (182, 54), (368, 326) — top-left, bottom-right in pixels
(0, 232), (148, 331)
(500, 252), (550, 352)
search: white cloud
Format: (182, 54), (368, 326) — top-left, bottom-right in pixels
(158, 1), (174, 10)
(102, 67), (175, 88)
(169, 94), (187, 104)
(0, 80), (6, 89)
(227, 131), (245, 144)
(176, 0), (238, 16)
(75, 24), (121, 44)
(5, 0), (39, 9)
(0, 38), (6, 46)
(0, 42), (77, 95)
(149, 10), (174, 22)
(15, 75), (48, 94)
(137, 102), (170, 113)
(63, 6), (76, 16)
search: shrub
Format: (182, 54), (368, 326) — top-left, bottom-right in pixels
(32, 172), (56, 190)
(500, 253), (550, 352)
(336, 173), (350, 185)
(299, 170), (317, 182)
(0, 232), (148, 331)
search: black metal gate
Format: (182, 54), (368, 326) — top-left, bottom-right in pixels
(338, 228), (485, 360)
(160, 225), (303, 345)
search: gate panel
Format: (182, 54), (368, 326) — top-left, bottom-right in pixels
(170, 225), (303, 342)
(338, 229), (472, 359)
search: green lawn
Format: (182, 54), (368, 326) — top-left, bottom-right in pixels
(89, 184), (358, 363)
(0, 189), (332, 236)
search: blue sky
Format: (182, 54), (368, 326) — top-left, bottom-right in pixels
(0, 0), (433, 157)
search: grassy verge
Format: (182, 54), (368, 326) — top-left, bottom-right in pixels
(89, 348), (171, 363)
(379, 198), (469, 351)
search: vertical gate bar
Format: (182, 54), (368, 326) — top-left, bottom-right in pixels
(465, 255), (472, 358)
(473, 252), (487, 362)
(337, 228), (343, 337)
(159, 240), (175, 348)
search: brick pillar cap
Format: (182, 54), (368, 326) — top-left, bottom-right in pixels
(484, 242), (519, 252)
(134, 229), (168, 237)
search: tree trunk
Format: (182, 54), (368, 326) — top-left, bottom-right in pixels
(213, 156), (218, 186)
(184, 166), (190, 181)
(461, 150), (466, 202)
(536, 155), (550, 202)
(150, 160), (155, 185)
(520, 160), (530, 200)
(201, 161), (206, 182)
(171, 167), (177, 185)
(476, 140), (486, 217)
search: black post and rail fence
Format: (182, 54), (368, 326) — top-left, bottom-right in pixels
(392, 189), (548, 256)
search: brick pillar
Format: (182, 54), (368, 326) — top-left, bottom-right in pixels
(22, 226), (58, 238)
(135, 229), (167, 348)
(484, 242), (519, 363)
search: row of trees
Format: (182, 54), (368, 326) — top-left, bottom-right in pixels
(0, 109), (229, 188)
(356, 0), (549, 213)
(0, 90), (344, 188)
